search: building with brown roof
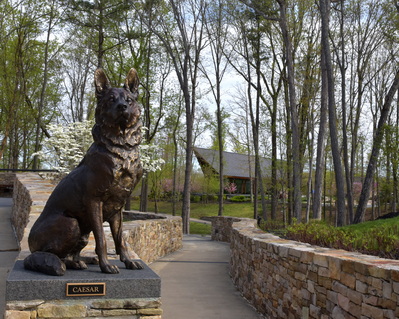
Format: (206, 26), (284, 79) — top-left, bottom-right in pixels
(193, 147), (272, 194)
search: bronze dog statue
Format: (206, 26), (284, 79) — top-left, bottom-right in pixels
(24, 68), (143, 275)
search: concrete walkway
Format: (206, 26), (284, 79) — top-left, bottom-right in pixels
(149, 235), (263, 319)
(0, 198), (19, 319)
(0, 198), (262, 319)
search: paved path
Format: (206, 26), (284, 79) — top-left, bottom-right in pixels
(149, 235), (262, 319)
(0, 198), (262, 319)
(0, 198), (19, 319)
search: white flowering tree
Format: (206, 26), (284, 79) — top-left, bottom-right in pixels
(34, 121), (164, 175)
(33, 120), (94, 173)
(139, 143), (165, 176)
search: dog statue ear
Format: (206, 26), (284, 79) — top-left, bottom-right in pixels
(124, 68), (139, 96)
(94, 68), (111, 96)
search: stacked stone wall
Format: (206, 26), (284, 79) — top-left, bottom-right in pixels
(210, 216), (241, 242)
(214, 217), (399, 319)
(0, 172), (15, 186)
(6, 297), (162, 319)
(123, 213), (182, 264)
(11, 173), (55, 253)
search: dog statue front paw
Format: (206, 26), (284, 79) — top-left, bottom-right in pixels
(100, 262), (120, 274)
(125, 260), (144, 270)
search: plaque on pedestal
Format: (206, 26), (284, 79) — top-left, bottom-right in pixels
(6, 260), (160, 301)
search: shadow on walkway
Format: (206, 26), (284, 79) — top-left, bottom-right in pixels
(150, 235), (263, 319)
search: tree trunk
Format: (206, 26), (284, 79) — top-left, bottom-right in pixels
(33, 2), (54, 170)
(182, 90), (194, 234)
(337, 0), (354, 224)
(313, 45), (328, 220)
(140, 179), (149, 212)
(277, 0), (301, 222)
(320, 0), (346, 226)
(353, 69), (399, 223)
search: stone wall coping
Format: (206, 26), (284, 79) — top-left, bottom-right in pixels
(231, 218), (399, 271)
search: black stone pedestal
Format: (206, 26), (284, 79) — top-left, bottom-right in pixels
(6, 260), (161, 301)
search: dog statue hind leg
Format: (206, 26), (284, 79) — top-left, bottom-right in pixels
(25, 213), (85, 276)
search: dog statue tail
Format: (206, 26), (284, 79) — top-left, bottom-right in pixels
(24, 251), (66, 276)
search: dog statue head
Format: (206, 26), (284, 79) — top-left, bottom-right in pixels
(94, 68), (141, 135)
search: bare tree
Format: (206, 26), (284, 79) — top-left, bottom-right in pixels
(354, 69), (399, 223)
(312, 44), (328, 220)
(275, 0), (302, 221)
(319, 0), (346, 226)
(201, 0), (230, 216)
(139, 0), (207, 233)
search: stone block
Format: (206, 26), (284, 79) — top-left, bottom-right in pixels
(329, 258), (341, 280)
(341, 260), (355, 274)
(355, 279), (368, 293)
(331, 305), (348, 319)
(361, 303), (384, 319)
(313, 255), (328, 268)
(137, 308), (163, 315)
(101, 309), (138, 317)
(309, 304), (320, 318)
(326, 290), (338, 304)
(346, 288), (362, 305)
(318, 266), (330, 277)
(332, 281), (348, 296)
(383, 280), (393, 299)
(337, 293), (350, 312)
(340, 272), (356, 289)
(392, 281), (399, 294)
(4, 310), (31, 319)
(368, 267), (389, 280)
(391, 270), (399, 282)
(37, 302), (87, 318)
(318, 276), (332, 289)
(363, 294), (378, 306)
(371, 277), (383, 291)
(347, 302), (361, 318)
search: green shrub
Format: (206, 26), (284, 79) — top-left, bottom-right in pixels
(285, 219), (399, 259)
(229, 195), (251, 202)
(190, 195), (201, 203)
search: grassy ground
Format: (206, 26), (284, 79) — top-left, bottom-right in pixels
(129, 200), (255, 235)
(190, 222), (212, 235)
(129, 200), (256, 219)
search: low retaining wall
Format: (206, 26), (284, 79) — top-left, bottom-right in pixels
(211, 216), (399, 319)
(123, 211), (182, 264)
(6, 297), (162, 319)
(0, 172), (15, 187)
(10, 173), (182, 262)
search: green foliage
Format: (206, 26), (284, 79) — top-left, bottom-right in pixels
(190, 195), (201, 203)
(229, 195), (251, 202)
(285, 218), (399, 259)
